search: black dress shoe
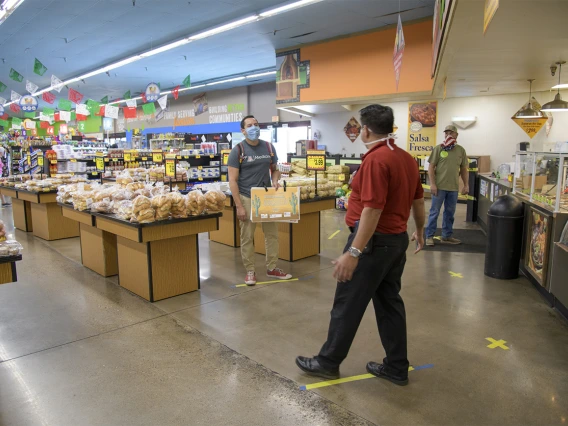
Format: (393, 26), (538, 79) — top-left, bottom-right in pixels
(366, 361), (408, 386)
(295, 356), (339, 380)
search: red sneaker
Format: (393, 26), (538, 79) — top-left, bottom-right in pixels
(245, 271), (257, 286)
(267, 268), (292, 280)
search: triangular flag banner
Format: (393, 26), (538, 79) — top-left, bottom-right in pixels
(39, 112), (51, 121)
(34, 58), (48, 76)
(59, 111), (71, 122)
(124, 90), (131, 100)
(0, 82), (5, 92)
(125, 98), (137, 108)
(157, 95), (167, 110)
(183, 74), (191, 88)
(95, 106), (105, 117)
(68, 88), (84, 104)
(24, 112), (36, 118)
(58, 99), (72, 111)
(11, 91), (21, 102)
(105, 104), (119, 119)
(123, 107), (137, 119)
(51, 75), (63, 92)
(86, 99), (100, 114)
(142, 102), (156, 115)
(42, 92), (56, 104)
(141, 93), (147, 103)
(0, 97), (6, 105)
(12, 117), (22, 127)
(54, 112), (60, 122)
(9, 68), (23, 82)
(173, 85), (180, 100)
(26, 80), (39, 95)
(43, 107), (55, 116)
(40, 120), (49, 129)
(76, 114), (88, 122)
(10, 104), (21, 113)
(100, 95), (108, 104)
(71, 112), (76, 121)
(76, 104), (90, 116)
(0, 119), (8, 127)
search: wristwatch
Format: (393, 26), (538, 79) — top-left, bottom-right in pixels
(348, 246), (363, 258)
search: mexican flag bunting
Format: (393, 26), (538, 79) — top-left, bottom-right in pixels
(0, 82), (5, 92)
(34, 58), (48, 76)
(0, 97), (6, 105)
(11, 91), (21, 102)
(157, 95), (167, 110)
(142, 102), (156, 115)
(125, 98), (137, 108)
(43, 107), (55, 116)
(123, 107), (137, 119)
(9, 68), (23, 82)
(172, 85), (180, 100)
(26, 80), (38, 95)
(100, 95), (108, 104)
(68, 88), (84, 104)
(95, 106), (105, 116)
(51, 75), (64, 92)
(141, 93), (147, 103)
(86, 99), (100, 114)
(183, 74), (191, 88)
(58, 99), (72, 111)
(40, 120), (49, 129)
(42, 91), (56, 104)
(24, 112), (36, 118)
(124, 90), (131, 99)
(10, 103), (20, 113)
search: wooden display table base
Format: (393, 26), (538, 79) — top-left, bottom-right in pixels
(60, 205), (118, 277)
(11, 199), (33, 232)
(0, 255), (22, 285)
(209, 197), (240, 247)
(94, 213), (221, 302)
(17, 191), (79, 241)
(254, 197), (336, 262)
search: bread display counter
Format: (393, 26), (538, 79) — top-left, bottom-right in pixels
(0, 186), (33, 233)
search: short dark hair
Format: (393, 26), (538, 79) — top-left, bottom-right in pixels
(241, 115), (258, 129)
(359, 104), (394, 135)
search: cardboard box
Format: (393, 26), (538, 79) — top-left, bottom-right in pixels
(522, 175), (548, 190)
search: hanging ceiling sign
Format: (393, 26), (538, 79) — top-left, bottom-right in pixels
(393, 15), (405, 91)
(20, 95), (39, 112)
(511, 117), (547, 139)
(431, 0), (453, 78)
(145, 83), (160, 102)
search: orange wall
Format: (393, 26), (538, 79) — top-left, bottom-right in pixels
(299, 20), (433, 103)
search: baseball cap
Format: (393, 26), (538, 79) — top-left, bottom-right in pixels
(444, 125), (458, 133)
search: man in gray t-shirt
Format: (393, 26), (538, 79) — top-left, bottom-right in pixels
(228, 115), (292, 286)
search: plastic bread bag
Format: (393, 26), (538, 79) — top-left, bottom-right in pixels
(132, 195), (152, 215)
(186, 190), (206, 216)
(0, 240), (23, 257)
(150, 182), (168, 198)
(169, 190), (187, 218)
(72, 190), (94, 211)
(114, 200), (134, 221)
(131, 195), (155, 223)
(90, 198), (114, 213)
(126, 182), (145, 193)
(133, 187), (152, 198)
(0, 220), (6, 242)
(204, 190), (226, 213)
(151, 194), (172, 221)
(112, 188), (134, 202)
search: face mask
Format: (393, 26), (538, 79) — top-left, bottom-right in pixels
(245, 126), (260, 141)
(362, 133), (396, 151)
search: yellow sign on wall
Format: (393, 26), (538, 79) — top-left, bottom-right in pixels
(407, 101), (438, 157)
(250, 187), (300, 223)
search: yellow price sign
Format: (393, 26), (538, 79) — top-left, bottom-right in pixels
(37, 156), (44, 167)
(124, 152), (132, 162)
(176, 155), (182, 160)
(70, 159), (77, 163)
(221, 149), (231, 166)
(221, 174), (227, 182)
(92, 172), (99, 176)
(104, 158), (110, 163)
(153, 152), (163, 163)
(306, 150), (326, 171)
(198, 177), (203, 181)
(198, 166), (203, 170)
(96, 157), (105, 171)
(165, 153), (177, 160)
(27, 153), (31, 166)
(195, 154), (201, 159)
(50, 160), (57, 165)
(165, 159), (176, 177)
(210, 155), (214, 159)
(142, 157), (147, 161)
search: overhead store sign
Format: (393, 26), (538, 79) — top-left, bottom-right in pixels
(431, 0), (453, 77)
(484, 0), (499, 34)
(407, 101), (438, 156)
(393, 15), (405, 91)
(145, 83), (160, 102)
(511, 117), (547, 139)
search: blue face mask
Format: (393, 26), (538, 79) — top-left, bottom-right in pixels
(245, 125), (260, 141)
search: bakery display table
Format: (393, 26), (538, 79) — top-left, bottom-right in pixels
(92, 212), (221, 302)
(254, 197), (336, 262)
(59, 203), (118, 277)
(209, 196), (240, 248)
(16, 189), (79, 241)
(0, 187), (33, 233)
(0, 255), (22, 285)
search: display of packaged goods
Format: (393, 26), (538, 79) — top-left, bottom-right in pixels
(187, 190), (206, 216)
(204, 190), (226, 213)
(151, 194), (172, 221)
(114, 200), (134, 220)
(90, 199), (113, 213)
(169, 191), (187, 218)
(131, 196), (155, 223)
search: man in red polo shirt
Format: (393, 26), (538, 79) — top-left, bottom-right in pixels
(296, 104), (425, 386)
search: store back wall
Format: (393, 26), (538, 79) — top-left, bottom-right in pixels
(311, 90), (568, 170)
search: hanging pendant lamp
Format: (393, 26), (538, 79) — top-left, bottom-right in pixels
(515, 79), (546, 118)
(542, 61), (568, 112)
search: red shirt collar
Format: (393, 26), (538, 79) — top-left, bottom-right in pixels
(362, 138), (396, 160)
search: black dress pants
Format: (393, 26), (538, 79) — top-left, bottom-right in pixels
(316, 231), (410, 375)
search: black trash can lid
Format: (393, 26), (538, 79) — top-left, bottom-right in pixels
(488, 194), (524, 217)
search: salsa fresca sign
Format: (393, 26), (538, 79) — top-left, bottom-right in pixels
(407, 101), (438, 156)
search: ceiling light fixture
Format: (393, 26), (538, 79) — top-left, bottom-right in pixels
(0, 0), (24, 25)
(551, 83), (568, 90)
(515, 79), (546, 119)
(542, 61), (568, 112)
(259, 0), (324, 17)
(278, 106), (315, 117)
(206, 76), (246, 86)
(188, 16), (259, 40)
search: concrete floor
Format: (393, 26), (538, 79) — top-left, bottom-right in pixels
(1, 202), (567, 426)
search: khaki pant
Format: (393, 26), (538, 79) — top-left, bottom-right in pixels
(239, 195), (279, 272)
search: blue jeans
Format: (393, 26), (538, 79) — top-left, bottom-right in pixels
(426, 190), (458, 238)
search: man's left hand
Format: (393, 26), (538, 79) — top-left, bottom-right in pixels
(461, 184), (469, 195)
(332, 252), (359, 282)
(272, 181), (280, 190)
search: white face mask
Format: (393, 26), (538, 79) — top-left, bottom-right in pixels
(362, 133), (397, 150)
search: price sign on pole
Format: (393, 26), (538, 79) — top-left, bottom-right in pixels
(37, 154), (44, 167)
(26, 152), (31, 166)
(96, 152), (105, 172)
(124, 151), (132, 162)
(221, 149), (231, 166)
(165, 158), (176, 178)
(306, 150), (326, 171)
(152, 151), (163, 163)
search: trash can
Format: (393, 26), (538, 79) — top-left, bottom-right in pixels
(484, 195), (525, 279)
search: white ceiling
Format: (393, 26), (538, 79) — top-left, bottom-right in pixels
(0, 0), (435, 108)
(434, 0), (568, 99)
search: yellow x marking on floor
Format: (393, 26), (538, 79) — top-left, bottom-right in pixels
(448, 271), (463, 278)
(486, 337), (509, 350)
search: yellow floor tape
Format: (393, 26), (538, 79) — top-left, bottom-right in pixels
(328, 230), (341, 240)
(235, 278), (299, 288)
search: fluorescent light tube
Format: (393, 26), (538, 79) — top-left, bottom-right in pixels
(206, 77), (246, 86)
(551, 84), (568, 90)
(189, 16), (258, 40)
(246, 71), (277, 78)
(3, 0), (21, 10)
(139, 39), (191, 58)
(260, 0), (324, 17)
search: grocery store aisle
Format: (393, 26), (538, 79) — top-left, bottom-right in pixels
(1, 202), (568, 426)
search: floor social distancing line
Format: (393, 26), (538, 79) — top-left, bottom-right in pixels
(299, 364), (434, 390)
(233, 275), (314, 288)
(328, 230), (341, 240)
